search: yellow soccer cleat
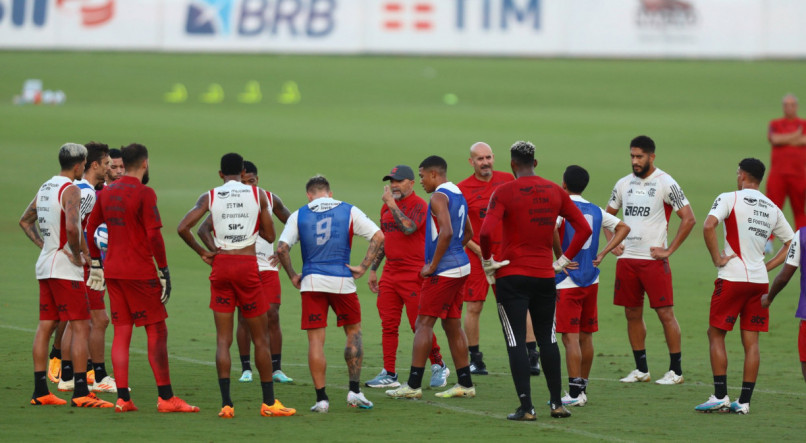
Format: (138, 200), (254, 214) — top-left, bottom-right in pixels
(260, 399), (296, 417)
(434, 384), (475, 398)
(47, 357), (61, 383)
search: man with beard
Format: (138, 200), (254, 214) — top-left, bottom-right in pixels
(606, 135), (696, 385)
(106, 148), (124, 184)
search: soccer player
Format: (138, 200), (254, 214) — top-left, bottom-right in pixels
(763, 226), (806, 384)
(197, 160), (294, 385)
(386, 156), (476, 400)
(276, 175), (383, 412)
(695, 158), (793, 414)
(554, 165), (630, 407)
(364, 165), (449, 389)
(86, 143), (198, 413)
(767, 94), (806, 231)
(479, 142), (591, 420)
(177, 153), (296, 418)
(106, 148), (124, 184)
(606, 135), (696, 385)
(20, 142), (111, 407)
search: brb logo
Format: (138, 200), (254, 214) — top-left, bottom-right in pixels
(185, 0), (337, 38)
(0, 0), (114, 27)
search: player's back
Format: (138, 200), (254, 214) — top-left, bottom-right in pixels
(255, 189), (278, 272)
(209, 180), (261, 251)
(298, 198), (353, 278)
(557, 198), (602, 287)
(426, 182), (470, 274)
(97, 176), (161, 279)
(35, 176), (83, 281)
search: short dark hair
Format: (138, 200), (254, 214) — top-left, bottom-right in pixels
(121, 143), (148, 170)
(563, 165), (590, 194)
(510, 140), (535, 166)
(84, 141), (109, 170)
(109, 148), (122, 159)
(58, 143), (87, 170)
(419, 155), (447, 174)
(739, 158), (765, 182)
(630, 135), (655, 153)
(243, 160), (258, 175)
(220, 153), (244, 175)
(306, 175), (330, 193)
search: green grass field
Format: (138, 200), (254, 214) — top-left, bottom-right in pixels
(2, 52), (806, 441)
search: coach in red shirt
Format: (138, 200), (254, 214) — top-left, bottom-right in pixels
(480, 141), (591, 421)
(767, 94), (806, 230)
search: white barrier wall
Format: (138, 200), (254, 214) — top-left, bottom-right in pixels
(1, 0), (806, 58)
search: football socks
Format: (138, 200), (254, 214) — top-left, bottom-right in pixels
(316, 387), (328, 402)
(271, 354), (282, 372)
(240, 354), (252, 372)
(633, 350), (649, 373)
(738, 381), (755, 404)
(349, 381), (360, 394)
(219, 378), (232, 407)
(73, 372), (90, 397)
(34, 371), (49, 397)
(714, 375), (728, 399)
(261, 381), (275, 406)
(407, 366), (425, 390)
(456, 366), (473, 389)
(669, 352), (682, 376)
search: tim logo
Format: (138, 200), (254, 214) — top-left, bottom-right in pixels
(743, 197), (758, 206)
(185, 0), (337, 38)
(636, 0), (696, 28)
(0, 0), (114, 28)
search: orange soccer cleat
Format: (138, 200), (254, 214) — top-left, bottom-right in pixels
(260, 399), (296, 417)
(114, 398), (138, 413)
(218, 405), (235, 418)
(157, 396), (200, 413)
(31, 392), (67, 406)
(71, 392), (114, 408)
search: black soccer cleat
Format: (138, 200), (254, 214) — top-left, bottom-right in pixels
(469, 352), (488, 375)
(507, 406), (536, 421)
(529, 350), (541, 376)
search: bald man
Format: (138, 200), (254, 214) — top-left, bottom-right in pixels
(767, 94), (806, 231)
(457, 142), (540, 375)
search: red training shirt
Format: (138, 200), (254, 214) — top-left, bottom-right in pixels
(457, 170), (514, 255)
(380, 191), (427, 273)
(768, 117), (806, 176)
(480, 175), (591, 279)
(86, 176), (166, 279)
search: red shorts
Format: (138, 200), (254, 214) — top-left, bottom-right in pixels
(84, 267), (105, 310)
(107, 278), (167, 327)
(799, 320), (806, 363)
(210, 255), (267, 318)
(260, 270), (281, 305)
(419, 274), (468, 319)
(614, 258), (673, 309)
(38, 279), (90, 321)
(301, 292), (361, 330)
(556, 284), (599, 334)
(462, 257), (493, 302)
(709, 279), (769, 332)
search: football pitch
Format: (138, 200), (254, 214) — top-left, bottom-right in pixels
(1, 51), (806, 441)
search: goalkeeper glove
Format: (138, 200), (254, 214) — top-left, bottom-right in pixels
(158, 267), (171, 304)
(87, 258), (105, 291)
(481, 257), (510, 285)
(552, 255), (572, 273)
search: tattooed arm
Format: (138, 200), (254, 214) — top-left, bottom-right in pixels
(19, 195), (43, 249)
(347, 230), (384, 280)
(382, 186), (419, 235)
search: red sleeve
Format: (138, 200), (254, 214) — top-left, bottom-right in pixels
(480, 188), (504, 259)
(86, 199), (103, 258)
(558, 191), (592, 259)
(141, 187), (163, 230)
(409, 201), (427, 228)
(148, 229), (168, 268)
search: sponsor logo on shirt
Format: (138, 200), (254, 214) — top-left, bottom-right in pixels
(743, 197), (758, 206)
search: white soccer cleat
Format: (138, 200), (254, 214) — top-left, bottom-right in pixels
(58, 378), (74, 392)
(619, 369), (651, 383)
(310, 400), (329, 413)
(729, 400), (749, 415)
(92, 375), (117, 393)
(347, 391), (374, 409)
(561, 391), (587, 407)
(239, 370), (253, 383)
(385, 384), (423, 399)
(695, 395), (730, 413)
(655, 370), (684, 385)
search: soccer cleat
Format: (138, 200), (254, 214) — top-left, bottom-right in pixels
(218, 405), (234, 418)
(655, 370), (684, 385)
(115, 398), (138, 413)
(272, 370), (293, 383)
(239, 370), (253, 383)
(507, 406), (536, 421)
(31, 392), (67, 406)
(347, 391), (374, 409)
(529, 350), (541, 376)
(87, 369), (95, 385)
(619, 369), (651, 383)
(729, 400), (749, 414)
(71, 392), (114, 408)
(430, 363), (450, 388)
(694, 395), (730, 413)
(48, 357), (61, 383)
(550, 403), (572, 418)
(435, 384), (475, 398)
(92, 375), (117, 393)
(58, 378), (74, 392)
(561, 391), (587, 407)
(310, 400), (329, 413)
(385, 384), (423, 399)
(365, 369), (400, 388)
(469, 352), (488, 375)
(157, 396), (200, 413)
(261, 399), (296, 416)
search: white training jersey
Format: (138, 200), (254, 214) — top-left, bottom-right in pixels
(209, 180), (260, 251)
(709, 189), (794, 283)
(786, 231), (801, 268)
(556, 195), (622, 289)
(279, 197), (381, 294)
(608, 168), (689, 260)
(34, 176), (83, 281)
(256, 190), (278, 272)
(74, 178), (97, 226)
